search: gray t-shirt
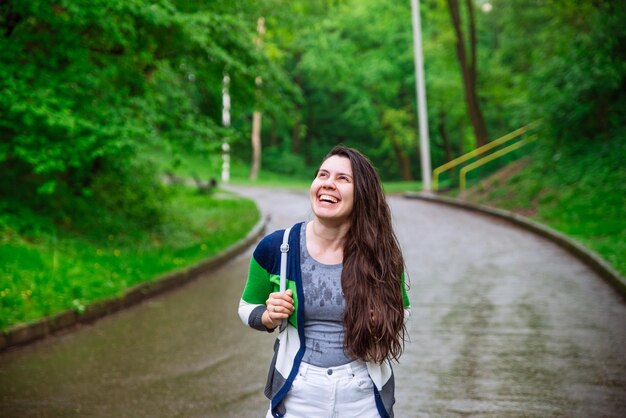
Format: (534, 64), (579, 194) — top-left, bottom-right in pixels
(300, 224), (353, 367)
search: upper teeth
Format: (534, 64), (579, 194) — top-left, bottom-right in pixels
(320, 194), (338, 203)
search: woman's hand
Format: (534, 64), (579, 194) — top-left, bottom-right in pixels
(262, 289), (295, 329)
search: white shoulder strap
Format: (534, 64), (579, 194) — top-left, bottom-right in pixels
(279, 227), (291, 332)
(279, 227), (291, 293)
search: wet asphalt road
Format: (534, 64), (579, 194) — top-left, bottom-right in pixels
(1, 186), (625, 417)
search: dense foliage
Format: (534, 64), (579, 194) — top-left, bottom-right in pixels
(0, 0), (284, 230)
(280, 0), (626, 178)
(0, 0), (272, 328)
(233, 0), (625, 180)
(2, 0), (624, 207)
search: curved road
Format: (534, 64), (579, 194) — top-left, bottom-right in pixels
(1, 186), (625, 417)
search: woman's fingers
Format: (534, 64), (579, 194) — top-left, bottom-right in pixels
(269, 291), (294, 309)
(266, 290), (295, 318)
(277, 289), (294, 304)
(267, 302), (293, 316)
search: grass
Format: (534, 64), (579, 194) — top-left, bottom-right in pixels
(230, 171), (311, 190)
(458, 137), (626, 277)
(383, 181), (423, 194)
(0, 186), (260, 331)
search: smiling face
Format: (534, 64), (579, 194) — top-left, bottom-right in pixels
(310, 155), (355, 225)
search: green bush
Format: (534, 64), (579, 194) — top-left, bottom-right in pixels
(0, 186), (260, 330)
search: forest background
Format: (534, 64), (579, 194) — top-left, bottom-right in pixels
(1, 0), (625, 330)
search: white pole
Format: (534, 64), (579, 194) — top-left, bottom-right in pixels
(411, 0), (432, 191)
(249, 17), (265, 181)
(221, 74), (231, 183)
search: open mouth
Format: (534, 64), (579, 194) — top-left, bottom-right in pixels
(319, 194), (339, 204)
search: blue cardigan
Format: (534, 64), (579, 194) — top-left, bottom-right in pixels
(238, 222), (411, 418)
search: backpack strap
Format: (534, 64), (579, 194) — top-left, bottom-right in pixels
(279, 227), (291, 331)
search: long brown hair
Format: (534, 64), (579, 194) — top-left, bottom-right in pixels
(320, 145), (406, 363)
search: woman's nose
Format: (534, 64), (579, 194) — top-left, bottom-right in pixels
(322, 177), (335, 188)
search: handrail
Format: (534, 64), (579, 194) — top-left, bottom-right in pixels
(459, 134), (538, 190)
(432, 121), (540, 191)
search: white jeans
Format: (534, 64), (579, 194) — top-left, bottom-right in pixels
(266, 360), (380, 418)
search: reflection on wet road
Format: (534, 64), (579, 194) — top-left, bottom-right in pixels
(1, 186), (625, 417)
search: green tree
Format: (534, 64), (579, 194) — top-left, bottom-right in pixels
(528, 0), (626, 143)
(0, 0), (269, 228)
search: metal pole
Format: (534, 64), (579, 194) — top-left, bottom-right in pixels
(411, 0), (432, 191)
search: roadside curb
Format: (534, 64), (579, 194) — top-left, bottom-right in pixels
(404, 191), (626, 299)
(0, 215), (266, 353)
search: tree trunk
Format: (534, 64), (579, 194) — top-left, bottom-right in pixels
(250, 111), (262, 180)
(250, 17), (265, 181)
(447, 0), (489, 147)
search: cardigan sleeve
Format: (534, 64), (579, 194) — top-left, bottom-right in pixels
(401, 271), (411, 322)
(238, 231), (281, 332)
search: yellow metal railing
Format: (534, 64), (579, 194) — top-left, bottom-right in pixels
(459, 134), (538, 190)
(432, 121), (540, 191)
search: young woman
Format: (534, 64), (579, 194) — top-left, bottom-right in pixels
(238, 146), (410, 418)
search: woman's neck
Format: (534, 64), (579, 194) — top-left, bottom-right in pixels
(306, 219), (349, 265)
